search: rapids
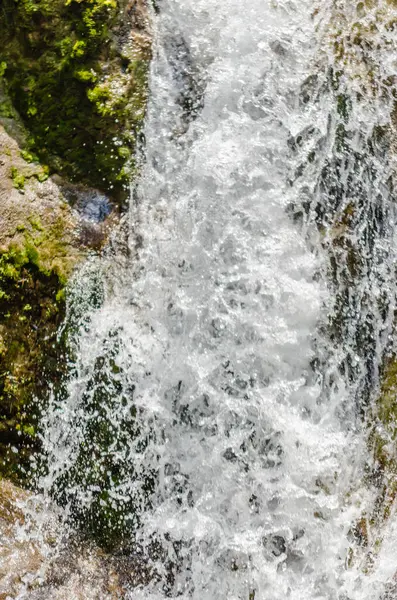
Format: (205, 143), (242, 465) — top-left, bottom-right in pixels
(13, 0), (397, 598)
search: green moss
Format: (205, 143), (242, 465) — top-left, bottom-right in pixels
(20, 149), (39, 163)
(0, 0), (151, 201)
(74, 69), (97, 83)
(11, 162), (49, 189)
(0, 219), (81, 483)
(0, 98), (15, 119)
(27, 215), (44, 232)
(34, 164), (50, 182)
(11, 166), (25, 190)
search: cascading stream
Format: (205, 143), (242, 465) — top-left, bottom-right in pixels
(33, 1), (397, 599)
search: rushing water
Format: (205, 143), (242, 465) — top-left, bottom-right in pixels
(26, 0), (397, 598)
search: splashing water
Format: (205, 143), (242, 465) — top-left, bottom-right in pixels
(29, 0), (397, 598)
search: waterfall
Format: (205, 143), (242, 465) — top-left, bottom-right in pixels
(34, 0), (397, 598)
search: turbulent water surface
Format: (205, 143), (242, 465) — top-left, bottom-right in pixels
(16, 0), (397, 598)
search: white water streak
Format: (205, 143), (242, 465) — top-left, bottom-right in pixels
(35, 1), (397, 599)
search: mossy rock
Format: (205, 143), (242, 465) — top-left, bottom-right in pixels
(0, 125), (96, 483)
(0, 243), (69, 481)
(326, 0), (397, 97)
(344, 356), (397, 573)
(0, 0), (151, 203)
(367, 356), (397, 498)
(297, 3), (397, 572)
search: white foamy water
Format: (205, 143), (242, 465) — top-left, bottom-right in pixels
(29, 0), (397, 599)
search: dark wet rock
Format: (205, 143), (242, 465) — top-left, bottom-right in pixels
(223, 447), (238, 462)
(262, 534), (287, 558)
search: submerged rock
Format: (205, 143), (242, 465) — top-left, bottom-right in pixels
(0, 479), (130, 599)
